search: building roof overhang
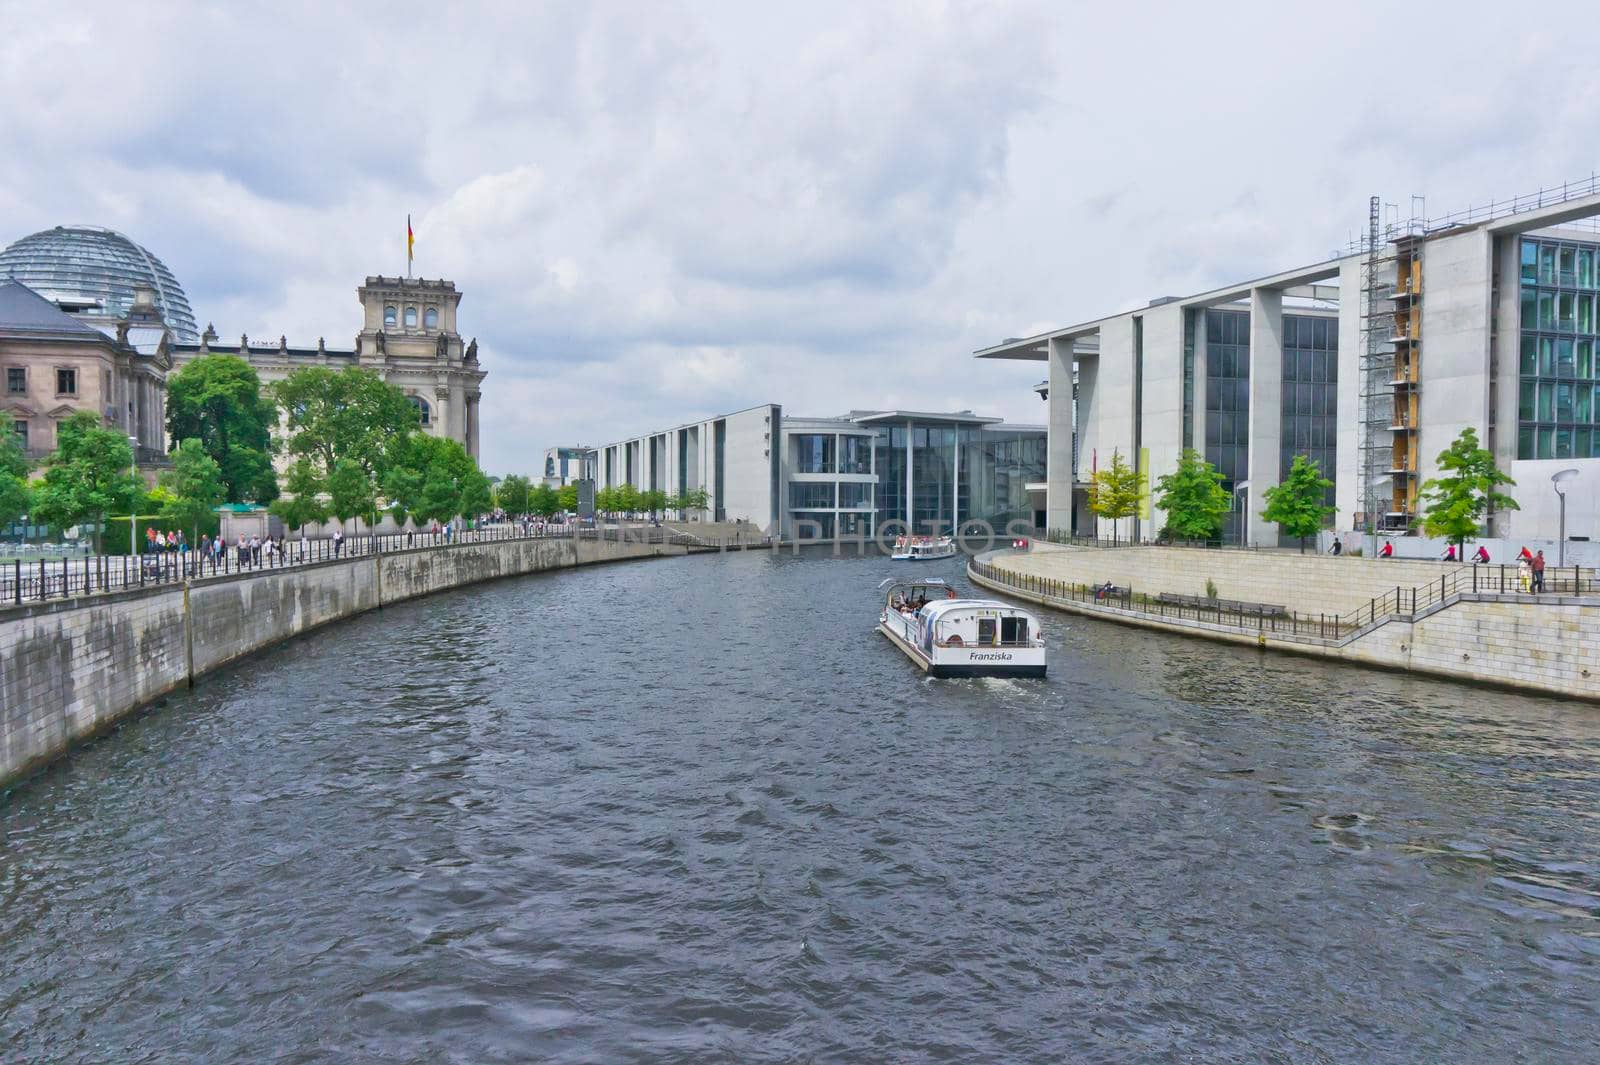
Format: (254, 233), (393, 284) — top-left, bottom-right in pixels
(975, 256), (1353, 362)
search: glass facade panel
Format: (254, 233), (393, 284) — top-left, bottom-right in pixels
(1518, 236), (1600, 456)
(790, 433), (835, 473)
(789, 482), (835, 509)
(838, 435), (871, 474)
(838, 482), (872, 508)
(1280, 313), (1337, 542)
(1205, 308), (1250, 543)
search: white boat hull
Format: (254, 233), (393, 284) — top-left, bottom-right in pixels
(877, 615), (1047, 678)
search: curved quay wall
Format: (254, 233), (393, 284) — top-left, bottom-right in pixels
(970, 548), (1600, 704)
(0, 536), (687, 790)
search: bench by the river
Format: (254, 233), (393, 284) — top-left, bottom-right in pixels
(1156, 591), (1289, 618)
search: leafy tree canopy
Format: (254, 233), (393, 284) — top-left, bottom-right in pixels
(497, 474), (533, 515)
(1419, 427), (1518, 550)
(268, 458), (330, 533)
(159, 439), (227, 541)
(0, 415), (30, 529)
(31, 411), (141, 549)
(1088, 449), (1140, 538)
(557, 483), (579, 512)
(1260, 454), (1335, 551)
(327, 457), (376, 525)
(166, 354), (278, 503)
(1154, 448), (1230, 542)
(274, 367), (418, 480)
(381, 432), (490, 525)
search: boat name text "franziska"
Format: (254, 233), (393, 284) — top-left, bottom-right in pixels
(968, 652), (1014, 661)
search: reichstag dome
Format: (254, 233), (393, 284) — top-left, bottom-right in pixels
(0, 225), (199, 342)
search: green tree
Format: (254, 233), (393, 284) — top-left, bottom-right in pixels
(166, 354), (279, 503)
(640, 488), (667, 516)
(498, 474), (534, 515)
(1088, 449), (1140, 541)
(268, 458), (330, 533)
(557, 483), (579, 512)
(1260, 455), (1335, 553)
(1418, 427), (1518, 554)
(1154, 448), (1231, 542)
(274, 366), (418, 479)
(612, 483), (641, 516)
(0, 415), (31, 530)
(31, 412), (140, 550)
(677, 486), (709, 517)
(529, 482), (559, 517)
(382, 433), (490, 526)
(159, 439), (226, 544)
(327, 458), (375, 530)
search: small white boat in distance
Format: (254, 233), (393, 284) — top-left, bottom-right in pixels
(892, 535), (957, 561)
(877, 578), (1047, 678)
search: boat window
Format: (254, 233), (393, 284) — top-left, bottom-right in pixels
(1001, 616), (1026, 645)
(978, 618), (996, 646)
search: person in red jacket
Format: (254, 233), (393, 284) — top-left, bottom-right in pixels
(1380, 540), (1394, 558)
(1473, 545), (1491, 564)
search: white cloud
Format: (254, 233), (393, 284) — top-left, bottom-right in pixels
(2, 1), (1597, 473)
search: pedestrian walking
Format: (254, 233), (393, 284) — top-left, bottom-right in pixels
(237, 535), (248, 566)
(250, 535), (261, 565)
(333, 528), (344, 557)
(1518, 556), (1532, 593)
(1532, 549), (1546, 593)
(300, 530), (309, 561)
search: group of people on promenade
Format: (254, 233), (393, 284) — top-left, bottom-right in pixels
(1329, 536), (1556, 593)
(144, 527), (347, 568)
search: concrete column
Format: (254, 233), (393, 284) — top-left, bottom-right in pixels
(904, 419), (914, 529)
(1334, 258), (1363, 530)
(1137, 303), (1184, 542)
(1246, 287), (1284, 546)
(1046, 336), (1075, 533)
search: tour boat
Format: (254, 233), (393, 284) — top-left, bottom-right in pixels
(877, 578), (1047, 678)
(891, 535), (958, 561)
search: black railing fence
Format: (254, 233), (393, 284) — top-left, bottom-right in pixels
(970, 560), (1600, 643)
(0, 523), (772, 608)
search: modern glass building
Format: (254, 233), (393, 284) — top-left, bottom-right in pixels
(0, 226), (199, 342)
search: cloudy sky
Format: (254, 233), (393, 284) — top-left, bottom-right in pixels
(2, 1), (1595, 474)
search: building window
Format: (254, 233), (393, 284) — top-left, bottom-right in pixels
(12, 419), (27, 450)
(838, 481), (873, 508)
(5, 368), (23, 394)
(384, 305), (397, 327)
(789, 481), (835, 509)
(56, 368), (77, 396)
(1518, 236), (1600, 458)
(408, 395), (431, 427)
(404, 306), (418, 329)
(838, 435), (871, 474)
(791, 433), (835, 473)
(424, 307), (439, 330)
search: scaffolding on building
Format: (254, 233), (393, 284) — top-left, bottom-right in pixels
(1356, 195), (1399, 542)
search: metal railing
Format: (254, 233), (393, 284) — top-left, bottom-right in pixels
(970, 560), (1600, 644)
(0, 522), (771, 608)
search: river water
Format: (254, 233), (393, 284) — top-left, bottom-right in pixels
(3, 549), (1598, 1063)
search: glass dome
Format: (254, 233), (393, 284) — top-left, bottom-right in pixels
(0, 225), (199, 342)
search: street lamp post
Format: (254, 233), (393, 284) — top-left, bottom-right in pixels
(1232, 480), (1250, 547)
(128, 435), (140, 558)
(1552, 468), (1579, 566)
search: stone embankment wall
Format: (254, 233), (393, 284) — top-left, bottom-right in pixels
(0, 537), (685, 790)
(975, 547), (1600, 702)
(1012, 543), (1466, 615)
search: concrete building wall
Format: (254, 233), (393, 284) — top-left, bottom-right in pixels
(1417, 229), (1495, 484)
(0, 535), (686, 789)
(1138, 303), (1185, 539)
(1046, 337), (1076, 531)
(720, 405), (778, 527)
(1335, 260), (1364, 528)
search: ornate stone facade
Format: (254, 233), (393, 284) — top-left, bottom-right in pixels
(170, 275), (486, 462)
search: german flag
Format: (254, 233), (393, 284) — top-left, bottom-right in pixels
(407, 215), (414, 273)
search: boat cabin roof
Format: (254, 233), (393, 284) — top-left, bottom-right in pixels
(917, 599), (1035, 622)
